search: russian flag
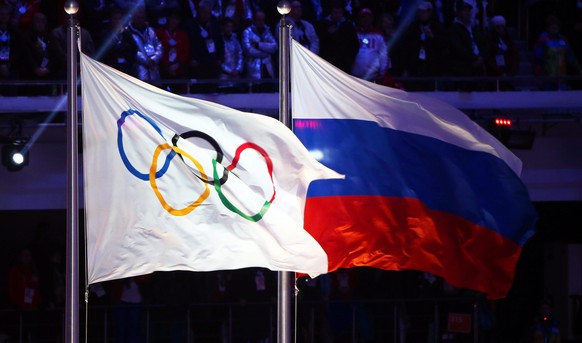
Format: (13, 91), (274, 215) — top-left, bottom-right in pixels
(291, 41), (537, 299)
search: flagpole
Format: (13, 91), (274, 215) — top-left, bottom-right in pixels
(64, 1), (80, 342)
(277, 1), (293, 343)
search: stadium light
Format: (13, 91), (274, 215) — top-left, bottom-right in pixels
(2, 141), (29, 171)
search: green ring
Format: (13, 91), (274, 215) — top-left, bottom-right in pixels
(212, 159), (271, 222)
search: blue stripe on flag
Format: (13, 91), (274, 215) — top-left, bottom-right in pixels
(294, 118), (536, 246)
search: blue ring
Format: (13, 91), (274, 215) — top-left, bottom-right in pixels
(117, 109), (176, 181)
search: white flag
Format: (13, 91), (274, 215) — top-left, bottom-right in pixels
(80, 52), (339, 284)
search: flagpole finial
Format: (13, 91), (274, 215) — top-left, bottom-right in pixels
(277, 0), (292, 15)
(64, 0), (79, 15)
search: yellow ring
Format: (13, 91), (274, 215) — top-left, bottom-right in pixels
(149, 143), (210, 216)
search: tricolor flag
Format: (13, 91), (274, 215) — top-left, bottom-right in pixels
(291, 40), (537, 299)
(80, 52), (340, 285)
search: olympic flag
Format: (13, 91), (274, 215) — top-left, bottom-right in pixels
(291, 41), (537, 299)
(80, 52), (341, 284)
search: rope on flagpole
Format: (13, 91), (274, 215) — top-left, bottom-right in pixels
(84, 288), (89, 343)
(294, 277), (299, 343)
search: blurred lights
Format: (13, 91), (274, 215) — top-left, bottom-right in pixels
(494, 118), (512, 126)
(294, 120), (321, 129)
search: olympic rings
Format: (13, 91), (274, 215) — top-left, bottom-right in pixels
(172, 131), (229, 186)
(150, 143), (210, 216)
(117, 109), (176, 181)
(117, 109), (277, 222)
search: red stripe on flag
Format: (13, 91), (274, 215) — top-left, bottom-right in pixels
(305, 195), (522, 299)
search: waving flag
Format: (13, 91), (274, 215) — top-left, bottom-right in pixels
(80, 52), (340, 284)
(291, 40), (536, 299)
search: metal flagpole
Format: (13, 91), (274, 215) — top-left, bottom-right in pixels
(64, 1), (80, 342)
(276, 1), (292, 343)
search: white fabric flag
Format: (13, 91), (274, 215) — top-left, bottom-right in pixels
(80, 52), (340, 284)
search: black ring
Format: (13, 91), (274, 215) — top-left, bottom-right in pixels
(172, 130), (229, 185)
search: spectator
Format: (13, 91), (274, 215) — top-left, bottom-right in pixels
(20, 12), (52, 80)
(228, 268), (275, 343)
(534, 15), (581, 90)
(472, 0), (489, 32)
(571, 3), (582, 64)
(354, 0), (389, 20)
(111, 276), (150, 343)
(296, 275), (331, 342)
(149, 271), (196, 342)
(379, 12), (397, 78)
(221, 17), (243, 79)
(213, 0), (253, 27)
(3, 0), (40, 31)
(8, 248), (41, 308)
(342, 0), (354, 17)
(395, 0), (417, 22)
(155, 11), (189, 81)
(241, 9), (277, 79)
(80, 0), (113, 35)
(401, 1), (447, 89)
(213, 0), (231, 19)
(379, 11), (395, 46)
(448, 0), (486, 90)
(277, 0), (319, 54)
(301, 0), (323, 23)
(485, 15), (517, 89)
(533, 300), (561, 343)
(0, 4), (20, 89)
(351, 8), (388, 82)
(49, 16), (95, 79)
(145, 0), (180, 27)
(184, 0), (224, 79)
(126, 7), (163, 81)
(42, 247), (65, 309)
(28, 222), (56, 276)
(327, 269), (360, 342)
(432, 0), (456, 28)
(316, 0), (359, 73)
(192, 271), (231, 342)
(570, 4), (582, 89)
(35, 246), (66, 341)
(475, 293), (496, 343)
(179, 0), (200, 23)
(97, 7), (137, 75)
(7, 248), (42, 342)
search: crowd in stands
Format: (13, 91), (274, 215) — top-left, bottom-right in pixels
(1, 227), (488, 342)
(1, 0), (582, 94)
(2, 232), (560, 342)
